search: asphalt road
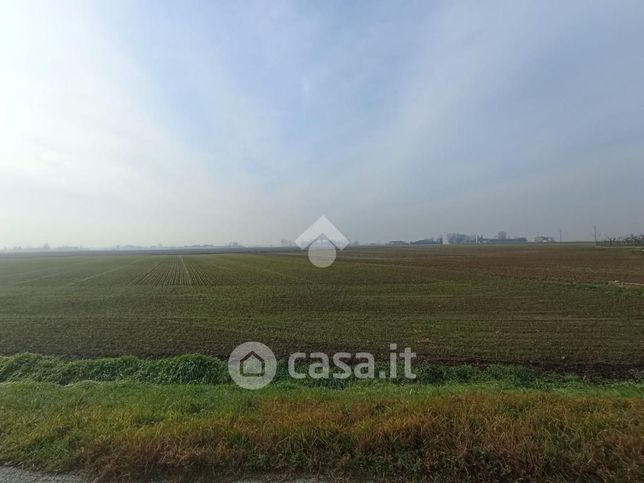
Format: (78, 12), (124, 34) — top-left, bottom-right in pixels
(0, 467), (85, 483)
(0, 467), (323, 482)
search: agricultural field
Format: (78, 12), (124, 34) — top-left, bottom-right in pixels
(1, 245), (643, 481)
(0, 244), (643, 372)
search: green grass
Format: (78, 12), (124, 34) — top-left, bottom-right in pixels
(0, 246), (643, 370)
(0, 380), (641, 481)
(1, 352), (642, 389)
(0, 353), (640, 480)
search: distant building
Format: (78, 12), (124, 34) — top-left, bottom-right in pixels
(447, 233), (477, 244)
(387, 240), (410, 246)
(478, 232), (527, 244)
(534, 236), (556, 243)
(411, 237), (443, 245)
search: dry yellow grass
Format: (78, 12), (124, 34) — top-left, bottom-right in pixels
(0, 382), (641, 481)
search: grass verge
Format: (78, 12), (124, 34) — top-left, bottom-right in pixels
(1, 353), (642, 388)
(0, 381), (642, 481)
(0, 382), (642, 480)
(0, 354), (642, 481)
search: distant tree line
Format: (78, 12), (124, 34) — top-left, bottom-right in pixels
(600, 234), (644, 246)
(387, 237), (443, 246)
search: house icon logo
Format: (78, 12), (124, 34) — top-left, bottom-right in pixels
(295, 216), (350, 268)
(240, 350), (265, 377)
(228, 342), (276, 389)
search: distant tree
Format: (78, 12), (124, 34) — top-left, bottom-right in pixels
(604, 236), (618, 246)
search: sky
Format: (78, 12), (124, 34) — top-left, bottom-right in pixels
(1, 0), (643, 247)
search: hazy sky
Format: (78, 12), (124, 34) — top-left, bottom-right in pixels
(1, 0), (643, 247)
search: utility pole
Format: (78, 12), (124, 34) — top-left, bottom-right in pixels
(559, 229), (562, 243)
(593, 225), (597, 245)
